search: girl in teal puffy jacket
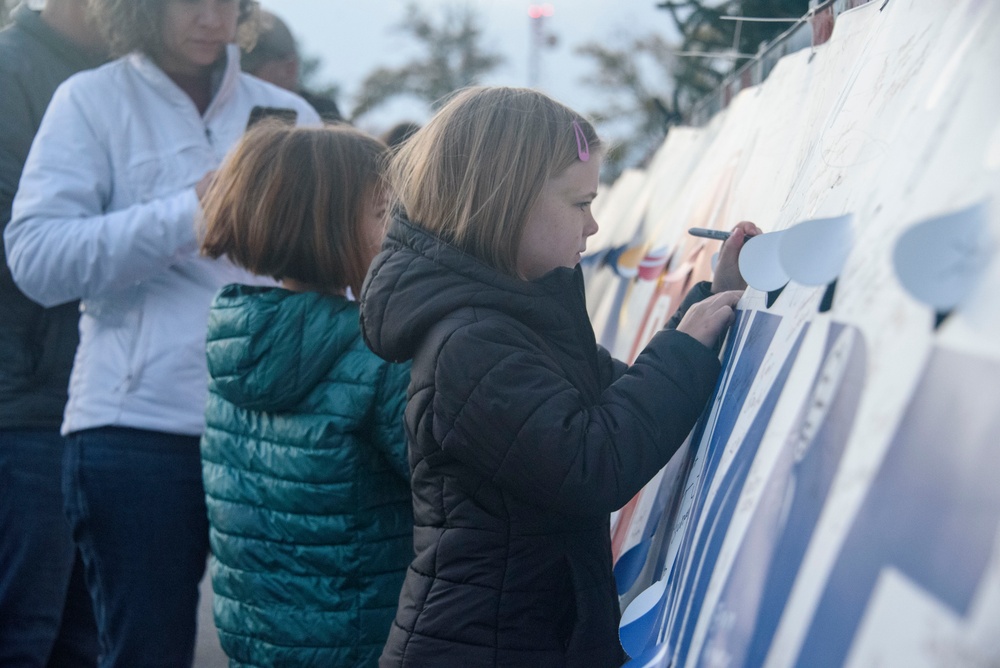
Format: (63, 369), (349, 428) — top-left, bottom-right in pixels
(199, 122), (413, 667)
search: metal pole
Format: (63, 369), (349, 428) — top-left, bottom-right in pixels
(529, 15), (543, 87)
(527, 4), (554, 89)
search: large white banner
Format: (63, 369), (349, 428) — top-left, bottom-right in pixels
(591, 1), (1000, 665)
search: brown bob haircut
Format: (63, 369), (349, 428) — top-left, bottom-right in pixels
(88, 0), (260, 59)
(201, 122), (387, 296)
(388, 86), (601, 277)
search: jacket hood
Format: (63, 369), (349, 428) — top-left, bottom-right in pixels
(360, 214), (587, 363)
(206, 285), (359, 411)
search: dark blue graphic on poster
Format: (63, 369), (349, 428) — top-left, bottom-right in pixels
(652, 309), (754, 627)
(662, 311), (809, 662)
(655, 310), (769, 629)
(696, 323), (867, 665)
(796, 347), (1000, 667)
(615, 455), (689, 596)
(621, 310), (785, 663)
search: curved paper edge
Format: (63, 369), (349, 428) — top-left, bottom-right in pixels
(738, 231), (790, 292)
(778, 214), (854, 286)
(892, 201), (992, 311)
(619, 578), (669, 659)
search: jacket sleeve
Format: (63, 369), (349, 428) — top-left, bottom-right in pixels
(4, 82), (200, 307)
(371, 359), (412, 482)
(595, 344), (627, 387)
(664, 280), (714, 331)
(432, 318), (721, 517)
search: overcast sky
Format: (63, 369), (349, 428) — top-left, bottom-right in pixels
(262, 0), (678, 134)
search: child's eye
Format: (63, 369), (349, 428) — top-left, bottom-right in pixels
(577, 201), (592, 211)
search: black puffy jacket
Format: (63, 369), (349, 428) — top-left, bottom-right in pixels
(361, 216), (721, 667)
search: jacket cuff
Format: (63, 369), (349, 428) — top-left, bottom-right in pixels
(664, 280), (714, 331)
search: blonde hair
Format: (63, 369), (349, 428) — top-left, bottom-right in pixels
(388, 86), (601, 276)
(201, 122), (387, 296)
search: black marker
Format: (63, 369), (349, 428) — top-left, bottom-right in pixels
(688, 227), (731, 241)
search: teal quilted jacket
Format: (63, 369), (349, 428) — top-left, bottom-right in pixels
(201, 284), (412, 667)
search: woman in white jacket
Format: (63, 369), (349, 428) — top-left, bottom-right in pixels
(4, 0), (319, 664)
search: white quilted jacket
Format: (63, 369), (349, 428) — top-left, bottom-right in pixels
(5, 45), (320, 436)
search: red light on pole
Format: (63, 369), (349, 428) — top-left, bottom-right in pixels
(528, 4), (554, 19)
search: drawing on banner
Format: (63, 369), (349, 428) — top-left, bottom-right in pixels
(923, 9), (984, 112)
(595, 0), (1000, 665)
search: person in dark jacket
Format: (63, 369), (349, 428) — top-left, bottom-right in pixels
(380, 121), (421, 150)
(199, 122), (413, 667)
(0, 1), (105, 664)
(360, 86), (758, 667)
(240, 9), (344, 122)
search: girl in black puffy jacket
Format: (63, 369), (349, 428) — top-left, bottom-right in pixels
(360, 86), (758, 668)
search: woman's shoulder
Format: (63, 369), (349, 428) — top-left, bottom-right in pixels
(43, 57), (154, 131)
(47, 57), (125, 102)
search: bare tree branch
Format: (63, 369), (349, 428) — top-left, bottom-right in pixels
(350, 3), (503, 121)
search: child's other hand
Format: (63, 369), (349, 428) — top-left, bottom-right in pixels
(711, 221), (762, 293)
(676, 290), (743, 348)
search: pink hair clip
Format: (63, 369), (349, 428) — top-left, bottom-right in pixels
(572, 120), (590, 162)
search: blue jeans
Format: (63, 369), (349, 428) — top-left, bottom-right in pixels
(0, 428), (98, 667)
(63, 427), (209, 668)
